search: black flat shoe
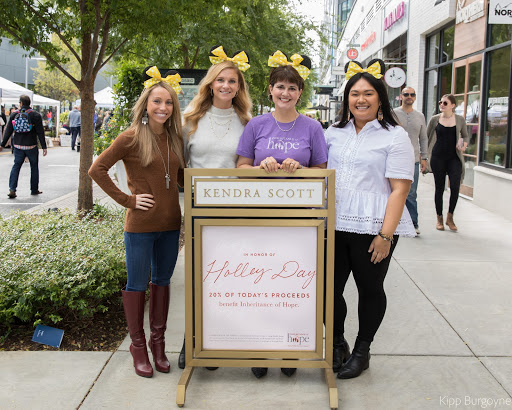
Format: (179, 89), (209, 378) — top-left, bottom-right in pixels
(332, 335), (350, 373)
(280, 367), (296, 377)
(251, 367), (268, 378)
(178, 339), (185, 369)
(31, 190), (43, 195)
(206, 367), (218, 371)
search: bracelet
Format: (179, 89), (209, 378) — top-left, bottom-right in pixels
(378, 231), (394, 243)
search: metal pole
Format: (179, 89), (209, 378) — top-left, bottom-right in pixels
(25, 58), (28, 88)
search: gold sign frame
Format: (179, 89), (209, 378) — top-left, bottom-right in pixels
(177, 169), (337, 409)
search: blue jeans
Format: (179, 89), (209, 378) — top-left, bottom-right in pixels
(405, 162), (419, 227)
(124, 230), (180, 291)
(9, 147), (39, 193)
(70, 126), (80, 149)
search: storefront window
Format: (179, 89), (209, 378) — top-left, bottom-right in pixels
(425, 70), (438, 120)
(441, 26), (455, 63)
(440, 64), (453, 96)
(483, 47), (510, 167)
(466, 93), (480, 124)
(455, 66), (466, 94)
(468, 61), (481, 92)
(427, 33), (439, 66)
(490, 24), (512, 47)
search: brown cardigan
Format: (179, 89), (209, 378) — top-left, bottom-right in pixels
(89, 130), (184, 233)
(426, 114), (469, 180)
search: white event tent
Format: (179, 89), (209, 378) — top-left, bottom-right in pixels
(0, 76), (61, 133)
(75, 86), (114, 109)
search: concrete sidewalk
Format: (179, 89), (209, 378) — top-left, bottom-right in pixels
(1, 177), (511, 410)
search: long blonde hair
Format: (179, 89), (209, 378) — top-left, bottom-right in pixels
(183, 61), (252, 137)
(128, 82), (185, 168)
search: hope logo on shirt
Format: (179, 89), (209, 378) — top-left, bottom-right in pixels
(266, 137), (300, 154)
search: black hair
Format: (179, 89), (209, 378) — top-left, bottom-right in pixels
(335, 59), (399, 129)
(19, 94), (31, 107)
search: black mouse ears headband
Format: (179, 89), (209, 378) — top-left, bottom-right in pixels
(344, 59), (385, 81)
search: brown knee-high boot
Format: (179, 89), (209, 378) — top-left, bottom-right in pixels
(148, 282), (171, 373)
(122, 289), (153, 378)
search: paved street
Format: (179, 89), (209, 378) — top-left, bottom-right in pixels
(0, 146), (81, 217)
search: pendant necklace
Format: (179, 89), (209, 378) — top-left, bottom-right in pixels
(154, 134), (171, 189)
(273, 112), (298, 132)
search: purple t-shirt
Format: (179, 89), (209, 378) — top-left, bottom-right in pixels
(236, 113), (328, 167)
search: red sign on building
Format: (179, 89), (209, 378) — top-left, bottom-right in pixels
(347, 48), (358, 60)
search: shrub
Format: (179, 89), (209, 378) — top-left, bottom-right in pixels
(0, 205), (126, 329)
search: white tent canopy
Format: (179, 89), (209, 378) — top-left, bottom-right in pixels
(0, 76), (60, 132)
(0, 76), (34, 106)
(75, 86), (114, 109)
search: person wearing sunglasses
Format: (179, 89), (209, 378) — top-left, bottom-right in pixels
(426, 94), (469, 232)
(394, 87), (428, 235)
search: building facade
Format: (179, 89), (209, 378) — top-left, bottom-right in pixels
(322, 0), (512, 219)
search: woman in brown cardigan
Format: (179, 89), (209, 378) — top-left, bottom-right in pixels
(426, 94), (469, 232)
(89, 67), (185, 378)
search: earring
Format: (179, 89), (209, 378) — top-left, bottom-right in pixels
(296, 96), (302, 105)
(377, 105), (383, 121)
(268, 94), (273, 103)
(142, 110), (148, 125)
(346, 110), (351, 122)
(234, 90), (239, 98)
(210, 88), (214, 97)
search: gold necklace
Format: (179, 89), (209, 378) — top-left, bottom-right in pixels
(208, 113), (233, 139)
(154, 135), (170, 189)
(273, 112), (298, 132)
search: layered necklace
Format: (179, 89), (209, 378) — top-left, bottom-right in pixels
(273, 111), (298, 132)
(208, 112), (233, 140)
(154, 134), (171, 189)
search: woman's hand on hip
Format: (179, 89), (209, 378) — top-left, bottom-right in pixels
(281, 158), (301, 173)
(135, 194), (155, 210)
(260, 156), (279, 173)
(368, 235), (392, 264)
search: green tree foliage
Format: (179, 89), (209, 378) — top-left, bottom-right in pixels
(115, 0), (322, 114)
(0, 0), (176, 211)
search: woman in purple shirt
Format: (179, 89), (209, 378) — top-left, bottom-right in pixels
(236, 52), (327, 174)
(236, 52), (327, 379)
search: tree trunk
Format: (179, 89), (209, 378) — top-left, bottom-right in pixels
(77, 80), (95, 211)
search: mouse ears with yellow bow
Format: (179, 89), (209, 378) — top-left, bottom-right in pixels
(209, 45), (251, 72)
(344, 59), (386, 82)
(142, 66), (182, 95)
(268, 50), (312, 80)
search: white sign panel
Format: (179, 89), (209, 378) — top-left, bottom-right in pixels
(456, 0), (485, 24)
(201, 225), (317, 351)
(489, 0), (512, 24)
(194, 179), (325, 207)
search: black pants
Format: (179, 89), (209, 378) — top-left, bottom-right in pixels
(333, 231), (398, 343)
(430, 156), (462, 215)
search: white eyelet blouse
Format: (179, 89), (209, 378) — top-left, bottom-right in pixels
(325, 119), (416, 237)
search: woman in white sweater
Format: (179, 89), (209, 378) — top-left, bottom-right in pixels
(179, 46), (252, 369)
(183, 46), (252, 169)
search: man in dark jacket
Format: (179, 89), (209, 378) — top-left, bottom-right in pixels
(0, 95), (47, 198)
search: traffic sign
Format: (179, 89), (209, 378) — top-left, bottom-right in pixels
(347, 48), (358, 60)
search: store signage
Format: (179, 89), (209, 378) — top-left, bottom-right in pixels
(347, 48), (359, 60)
(456, 0), (485, 24)
(194, 179), (325, 207)
(361, 32), (376, 51)
(384, 1), (406, 30)
(488, 0), (512, 24)
(201, 225), (317, 351)
(181, 78), (195, 85)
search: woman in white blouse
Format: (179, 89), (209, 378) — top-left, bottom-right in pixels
(325, 59), (415, 379)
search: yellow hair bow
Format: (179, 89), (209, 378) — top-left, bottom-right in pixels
(209, 46), (250, 72)
(268, 50), (311, 80)
(143, 66), (182, 94)
(345, 61), (383, 81)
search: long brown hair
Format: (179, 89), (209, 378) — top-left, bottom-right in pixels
(183, 61), (252, 137)
(128, 82), (185, 168)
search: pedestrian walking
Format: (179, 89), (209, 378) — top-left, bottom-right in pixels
(325, 60), (415, 379)
(68, 105), (81, 151)
(178, 45), (252, 370)
(236, 50), (327, 379)
(426, 94), (469, 232)
(89, 66), (185, 378)
(0, 94), (47, 198)
(394, 87), (428, 234)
